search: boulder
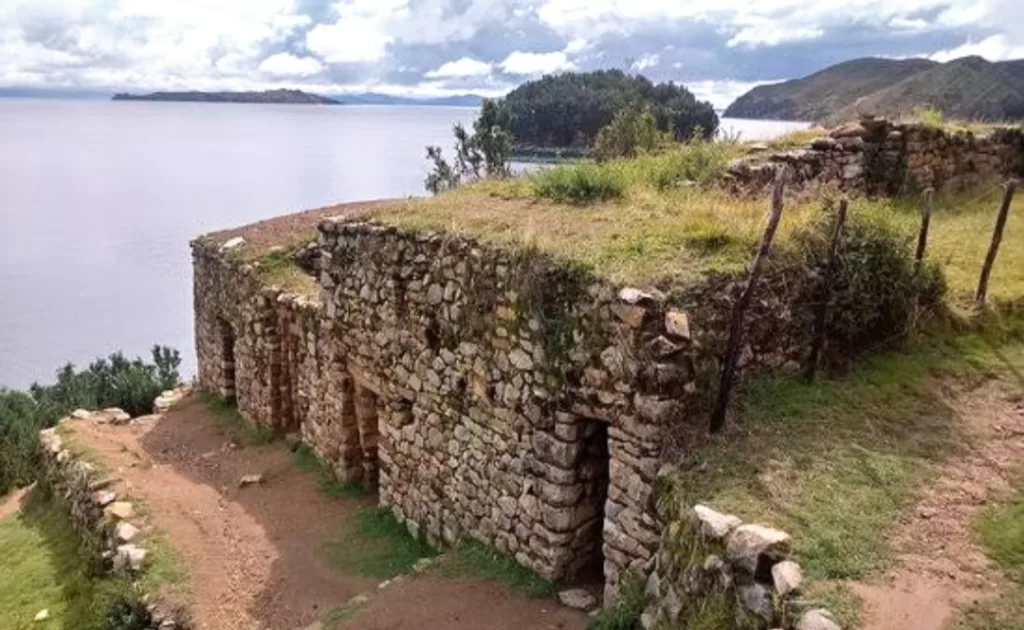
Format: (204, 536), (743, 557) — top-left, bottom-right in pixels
(772, 560), (804, 596)
(115, 521), (140, 543)
(105, 501), (135, 520)
(726, 524), (792, 574)
(115, 544), (147, 571)
(558, 588), (598, 611)
(796, 609), (842, 630)
(693, 504), (742, 540)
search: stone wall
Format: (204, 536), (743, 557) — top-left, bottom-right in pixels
(192, 212), (845, 602)
(193, 224), (716, 601)
(38, 408), (187, 630)
(727, 116), (1024, 196)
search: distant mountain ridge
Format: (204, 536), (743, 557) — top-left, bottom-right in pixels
(328, 93), (483, 106)
(113, 89), (340, 105)
(725, 56), (1024, 122)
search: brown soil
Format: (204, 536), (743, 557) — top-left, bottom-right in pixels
(203, 200), (384, 254)
(0, 486), (31, 521)
(67, 398), (587, 630)
(851, 384), (1024, 630)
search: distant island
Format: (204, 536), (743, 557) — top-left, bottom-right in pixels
(113, 89), (340, 105)
(725, 55), (1024, 123)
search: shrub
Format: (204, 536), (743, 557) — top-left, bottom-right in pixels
(918, 108), (945, 130)
(593, 105), (669, 161)
(793, 205), (946, 357)
(0, 345), (181, 495)
(424, 99), (512, 194)
(531, 162), (627, 204)
(629, 140), (736, 190)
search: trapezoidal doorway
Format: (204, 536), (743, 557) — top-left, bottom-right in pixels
(218, 318), (237, 402)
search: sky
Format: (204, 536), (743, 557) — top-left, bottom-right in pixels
(1, 0), (1023, 109)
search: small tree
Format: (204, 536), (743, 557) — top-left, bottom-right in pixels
(424, 99), (512, 194)
(593, 105), (669, 162)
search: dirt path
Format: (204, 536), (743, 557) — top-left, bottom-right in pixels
(851, 384), (1024, 630)
(0, 486), (30, 521)
(68, 398), (587, 630)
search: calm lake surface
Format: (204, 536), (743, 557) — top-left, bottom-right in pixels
(0, 99), (807, 388)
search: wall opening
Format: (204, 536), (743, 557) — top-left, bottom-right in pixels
(353, 382), (380, 491)
(218, 318), (237, 402)
(567, 420), (610, 586)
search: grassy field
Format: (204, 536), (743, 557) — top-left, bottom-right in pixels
(372, 151), (1023, 305)
(0, 490), (143, 630)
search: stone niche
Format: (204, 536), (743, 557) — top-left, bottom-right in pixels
(192, 218), (708, 602)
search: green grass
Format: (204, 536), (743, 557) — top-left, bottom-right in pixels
(668, 325), (1024, 582)
(321, 508), (437, 579)
(291, 444), (366, 499)
(198, 393), (275, 446)
(436, 539), (554, 597)
(587, 577), (645, 630)
(0, 490), (143, 630)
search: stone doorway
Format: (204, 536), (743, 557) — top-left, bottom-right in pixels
(218, 319), (236, 401)
(567, 420), (610, 585)
(352, 381), (380, 490)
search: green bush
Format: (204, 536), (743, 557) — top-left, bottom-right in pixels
(594, 105), (669, 161)
(588, 577), (645, 630)
(0, 345), (181, 495)
(794, 206), (946, 357)
(532, 163), (627, 204)
(624, 140), (736, 190)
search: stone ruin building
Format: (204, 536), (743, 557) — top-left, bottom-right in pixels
(192, 117), (1024, 608)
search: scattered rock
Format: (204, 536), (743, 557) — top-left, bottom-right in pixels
(918, 506), (937, 520)
(34, 609), (49, 622)
(693, 504), (742, 540)
(411, 557), (437, 573)
(796, 609), (842, 630)
(219, 236), (246, 252)
(239, 474), (264, 487)
(726, 524), (792, 574)
(104, 408), (132, 424)
(772, 560), (804, 596)
(348, 593), (372, 607)
(105, 501), (135, 520)
(71, 409), (91, 420)
(558, 588), (598, 611)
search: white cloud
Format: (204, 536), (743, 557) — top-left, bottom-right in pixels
(425, 57), (493, 78)
(686, 79), (783, 110)
(727, 23), (825, 48)
(930, 34), (1024, 62)
(631, 53), (659, 71)
(500, 50), (576, 75)
(258, 53), (324, 77)
(305, 0), (407, 64)
(563, 37), (589, 54)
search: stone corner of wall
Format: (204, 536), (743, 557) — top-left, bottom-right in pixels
(37, 400), (191, 630)
(642, 499), (842, 630)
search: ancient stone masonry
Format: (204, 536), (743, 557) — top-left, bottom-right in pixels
(191, 207), (847, 602)
(727, 116), (1024, 196)
(194, 221), (739, 601)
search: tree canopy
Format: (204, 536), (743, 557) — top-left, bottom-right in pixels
(497, 70), (719, 148)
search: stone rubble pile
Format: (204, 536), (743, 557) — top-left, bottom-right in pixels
(642, 503), (841, 630)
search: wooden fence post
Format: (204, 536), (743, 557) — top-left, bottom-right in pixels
(804, 198), (848, 382)
(976, 181), (1017, 305)
(914, 188), (933, 275)
(710, 166), (789, 433)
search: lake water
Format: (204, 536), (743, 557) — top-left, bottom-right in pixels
(0, 99), (807, 388)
